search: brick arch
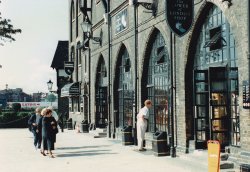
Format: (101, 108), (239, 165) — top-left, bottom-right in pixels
(139, 25), (170, 78)
(112, 42), (134, 83)
(183, 1), (246, 144)
(93, 54), (107, 89)
(140, 27), (170, 104)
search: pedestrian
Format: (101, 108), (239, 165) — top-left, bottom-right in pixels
(48, 106), (58, 121)
(137, 100), (152, 151)
(48, 106), (59, 142)
(41, 108), (58, 158)
(28, 107), (43, 150)
(38, 108), (46, 155)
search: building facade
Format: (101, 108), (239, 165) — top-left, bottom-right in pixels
(68, 0), (250, 166)
(51, 41), (70, 118)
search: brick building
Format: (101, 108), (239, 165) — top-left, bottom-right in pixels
(67, 0), (250, 166)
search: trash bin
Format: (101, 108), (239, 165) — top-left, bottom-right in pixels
(66, 118), (73, 130)
(152, 131), (170, 156)
(121, 125), (134, 146)
(80, 120), (89, 133)
(240, 164), (250, 172)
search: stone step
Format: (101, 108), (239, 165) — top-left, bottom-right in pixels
(221, 153), (229, 161)
(220, 161), (234, 169)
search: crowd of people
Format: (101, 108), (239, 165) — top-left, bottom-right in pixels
(28, 107), (59, 158)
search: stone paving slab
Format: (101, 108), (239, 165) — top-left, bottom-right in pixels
(0, 129), (208, 172)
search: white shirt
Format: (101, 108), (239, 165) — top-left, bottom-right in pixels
(137, 106), (149, 119)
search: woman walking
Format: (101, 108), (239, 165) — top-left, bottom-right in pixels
(41, 108), (57, 158)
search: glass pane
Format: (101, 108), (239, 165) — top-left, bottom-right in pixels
(196, 94), (207, 105)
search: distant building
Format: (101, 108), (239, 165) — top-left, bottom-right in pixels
(32, 92), (42, 102)
(0, 88), (32, 103)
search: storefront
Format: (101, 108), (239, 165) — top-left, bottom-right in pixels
(141, 30), (171, 134)
(95, 56), (108, 128)
(186, 5), (239, 151)
(114, 45), (134, 128)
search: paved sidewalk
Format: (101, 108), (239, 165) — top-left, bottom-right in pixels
(0, 129), (207, 172)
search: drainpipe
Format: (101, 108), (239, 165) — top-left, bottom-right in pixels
(170, 31), (176, 158)
(107, 0), (112, 138)
(133, 2), (138, 142)
(88, 0), (93, 125)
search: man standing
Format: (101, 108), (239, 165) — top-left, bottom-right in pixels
(137, 100), (152, 151)
(28, 107), (42, 150)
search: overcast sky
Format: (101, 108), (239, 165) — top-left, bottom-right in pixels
(0, 0), (68, 94)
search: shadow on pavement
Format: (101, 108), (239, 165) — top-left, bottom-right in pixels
(56, 152), (118, 158)
(64, 149), (112, 154)
(56, 145), (112, 150)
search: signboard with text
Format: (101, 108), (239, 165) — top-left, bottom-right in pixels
(243, 80), (250, 109)
(64, 61), (74, 75)
(208, 140), (220, 172)
(7, 102), (58, 109)
(166, 0), (194, 37)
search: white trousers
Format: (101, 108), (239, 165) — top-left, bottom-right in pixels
(137, 119), (147, 149)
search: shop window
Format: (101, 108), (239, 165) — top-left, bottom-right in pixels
(204, 26), (227, 51)
(193, 6), (240, 147)
(116, 48), (134, 127)
(71, 47), (75, 62)
(125, 58), (131, 72)
(146, 31), (171, 133)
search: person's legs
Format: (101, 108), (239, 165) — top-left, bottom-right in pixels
(37, 133), (42, 149)
(33, 131), (38, 148)
(47, 139), (54, 158)
(137, 121), (144, 150)
(41, 137), (47, 156)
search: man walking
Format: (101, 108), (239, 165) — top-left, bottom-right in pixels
(28, 107), (42, 150)
(137, 100), (152, 151)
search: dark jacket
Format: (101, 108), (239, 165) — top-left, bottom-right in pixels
(28, 114), (37, 131)
(42, 116), (57, 142)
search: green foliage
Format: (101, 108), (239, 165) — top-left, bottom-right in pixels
(0, 1), (22, 45)
(0, 111), (32, 128)
(46, 94), (57, 102)
(12, 103), (21, 112)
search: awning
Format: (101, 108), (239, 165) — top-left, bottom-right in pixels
(61, 82), (80, 97)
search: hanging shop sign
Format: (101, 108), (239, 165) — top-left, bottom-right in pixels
(208, 140), (220, 172)
(165, 0), (194, 37)
(243, 80), (250, 109)
(64, 61), (74, 75)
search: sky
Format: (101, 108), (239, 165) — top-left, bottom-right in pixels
(0, 0), (68, 94)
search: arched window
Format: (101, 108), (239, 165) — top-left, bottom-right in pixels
(142, 31), (171, 133)
(116, 48), (134, 127)
(193, 5), (239, 148)
(70, 47), (75, 62)
(194, 6), (237, 69)
(76, 0), (79, 37)
(95, 57), (108, 128)
(70, 0), (75, 42)
(77, 42), (81, 65)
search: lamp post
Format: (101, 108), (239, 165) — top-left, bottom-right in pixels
(80, 21), (102, 44)
(46, 79), (64, 132)
(47, 79), (53, 92)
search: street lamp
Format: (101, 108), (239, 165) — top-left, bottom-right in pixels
(80, 21), (102, 44)
(47, 79), (53, 92)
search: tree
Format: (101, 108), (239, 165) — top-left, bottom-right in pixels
(46, 94), (57, 103)
(12, 103), (21, 113)
(0, 1), (21, 46)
